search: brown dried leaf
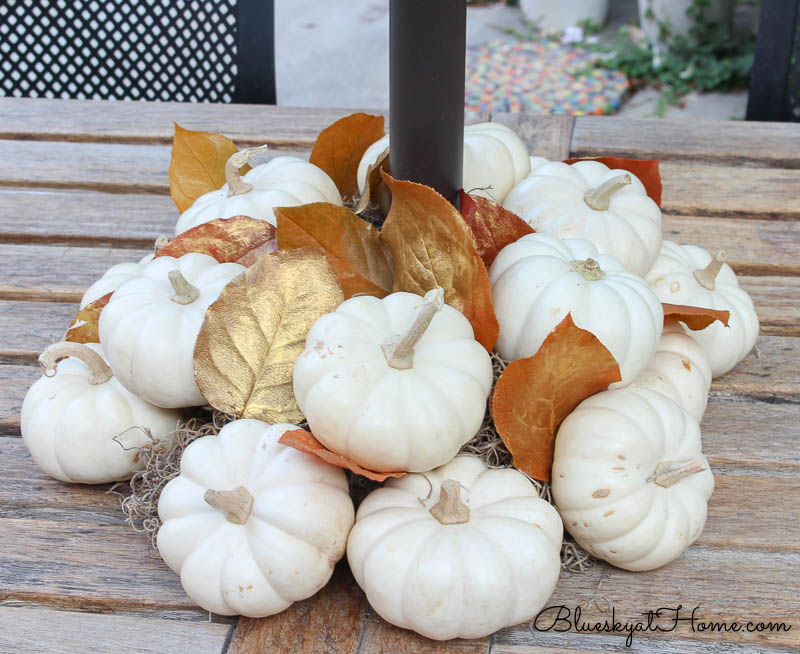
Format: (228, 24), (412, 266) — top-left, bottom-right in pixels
(155, 216), (276, 264)
(64, 292), (113, 344)
(563, 156), (662, 207)
(275, 203), (393, 299)
(194, 248), (343, 423)
(279, 429), (406, 482)
(662, 303), (730, 330)
(168, 123), (240, 213)
(491, 314), (622, 482)
(354, 147), (390, 215)
(459, 191), (535, 267)
(380, 173), (498, 352)
(310, 113), (386, 201)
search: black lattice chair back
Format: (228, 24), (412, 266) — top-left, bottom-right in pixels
(0, 0), (275, 103)
(747, 0), (800, 121)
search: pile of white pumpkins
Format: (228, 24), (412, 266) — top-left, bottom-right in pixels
(20, 121), (759, 641)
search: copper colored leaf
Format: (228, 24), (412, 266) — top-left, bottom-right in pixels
(155, 216), (276, 264)
(380, 173), (498, 352)
(663, 303), (730, 330)
(310, 113), (385, 201)
(459, 190), (535, 267)
(354, 147), (390, 215)
(491, 314), (622, 482)
(275, 203), (393, 299)
(279, 429), (406, 482)
(64, 292), (112, 344)
(564, 156), (662, 207)
(169, 123), (240, 213)
(194, 248), (343, 423)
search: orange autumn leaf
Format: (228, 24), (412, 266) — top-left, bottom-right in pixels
(168, 123), (241, 213)
(662, 303), (730, 330)
(279, 429), (406, 482)
(380, 173), (499, 352)
(275, 203), (393, 299)
(310, 113), (386, 201)
(563, 156), (662, 207)
(155, 216), (276, 264)
(492, 314), (621, 482)
(64, 292), (113, 344)
(459, 190), (535, 267)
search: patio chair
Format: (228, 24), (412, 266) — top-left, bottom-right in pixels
(0, 0), (275, 104)
(746, 0), (799, 121)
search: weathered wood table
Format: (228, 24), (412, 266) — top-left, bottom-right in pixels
(0, 97), (798, 654)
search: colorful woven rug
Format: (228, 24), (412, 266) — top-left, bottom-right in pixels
(466, 38), (629, 115)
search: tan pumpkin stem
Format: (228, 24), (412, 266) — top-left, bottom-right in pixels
(204, 486), (254, 524)
(430, 479), (470, 525)
(225, 145), (270, 197)
(153, 235), (170, 255)
(693, 250), (727, 291)
(39, 342), (113, 385)
(168, 270), (200, 305)
(584, 174), (632, 211)
(382, 287), (445, 370)
(648, 459), (707, 488)
(571, 258), (605, 281)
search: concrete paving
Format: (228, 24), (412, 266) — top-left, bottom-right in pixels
(274, 0), (748, 120)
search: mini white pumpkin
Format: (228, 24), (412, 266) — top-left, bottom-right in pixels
(21, 342), (179, 483)
(80, 250), (157, 308)
(347, 454), (563, 640)
(490, 233), (663, 387)
(98, 253), (245, 408)
(157, 419), (354, 617)
(631, 319), (712, 422)
(356, 122), (530, 203)
(644, 241), (759, 377)
(503, 159), (662, 276)
(293, 288), (493, 472)
(175, 147), (343, 235)
(552, 387), (714, 571)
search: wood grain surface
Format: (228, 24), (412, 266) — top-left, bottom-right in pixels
(0, 99), (797, 654)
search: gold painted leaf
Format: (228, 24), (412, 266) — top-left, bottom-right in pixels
(194, 248), (343, 423)
(168, 123), (241, 213)
(64, 292), (112, 344)
(380, 172), (499, 352)
(155, 216), (277, 264)
(309, 113), (385, 201)
(275, 203), (393, 299)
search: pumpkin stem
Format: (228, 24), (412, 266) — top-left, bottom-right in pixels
(153, 235), (170, 255)
(583, 173), (632, 211)
(429, 479), (470, 525)
(226, 145), (270, 197)
(571, 258), (605, 281)
(693, 250), (727, 291)
(382, 287), (445, 370)
(168, 270), (200, 305)
(39, 342), (113, 385)
(648, 459), (707, 488)
(204, 486), (254, 525)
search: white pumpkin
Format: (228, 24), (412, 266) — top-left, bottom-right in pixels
(98, 253), (245, 408)
(175, 148), (343, 236)
(644, 241), (759, 377)
(157, 419), (354, 617)
(21, 342), (179, 483)
(356, 122), (530, 203)
(631, 319), (712, 422)
(490, 233), (663, 387)
(347, 454), (563, 640)
(80, 252), (154, 308)
(552, 387), (714, 571)
(503, 159), (662, 276)
(293, 288), (493, 472)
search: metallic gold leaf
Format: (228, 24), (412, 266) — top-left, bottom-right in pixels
(168, 123), (241, 213)
(275, 203), (393, 299)
(155, 216), (276, 264)
(309, 113), (385, 201)
(64, 292), (112, 344)
(491, 314), (621, 482)
(194, 248), (343, 423)
(380, 172), (499, 352)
